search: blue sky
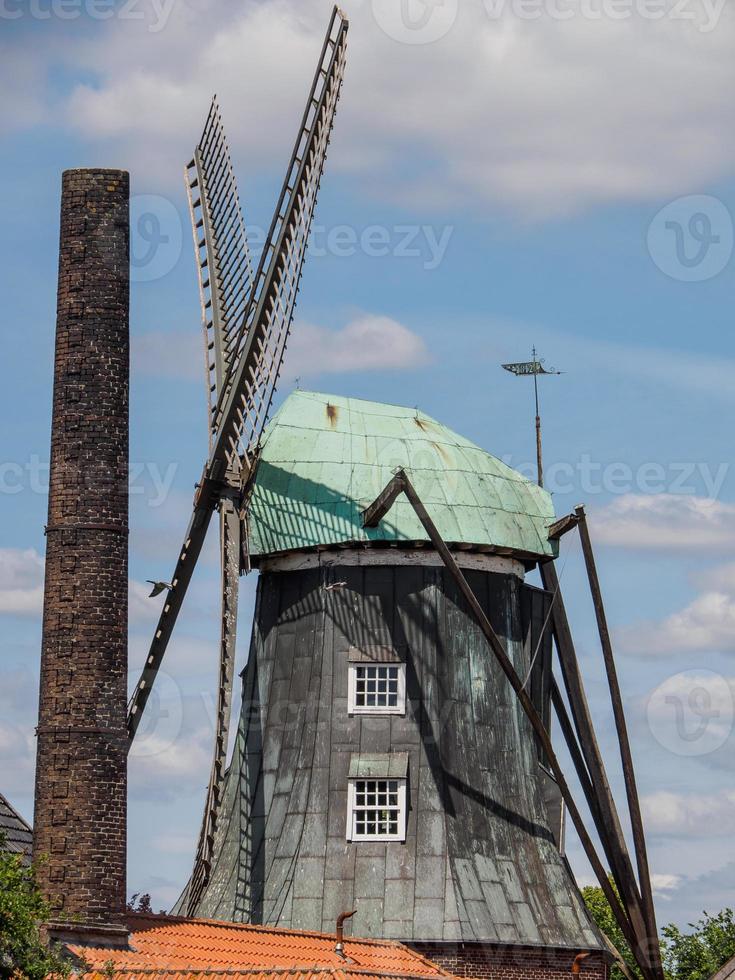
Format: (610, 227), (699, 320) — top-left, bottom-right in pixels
(2, 0), (735, 930)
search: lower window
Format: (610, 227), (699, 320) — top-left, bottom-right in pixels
(346, 777), (407, 841)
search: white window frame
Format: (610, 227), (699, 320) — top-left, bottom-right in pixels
(346, 777), (407, 842)
(347, 661), (406, 715)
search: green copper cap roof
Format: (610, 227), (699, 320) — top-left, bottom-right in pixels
(248, 390), (557, 559)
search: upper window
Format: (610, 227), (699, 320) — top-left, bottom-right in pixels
(347, 662), (406, 714)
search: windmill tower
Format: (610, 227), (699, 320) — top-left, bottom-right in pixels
(174, 391), (604, 968)
(127, 9), (663, 980)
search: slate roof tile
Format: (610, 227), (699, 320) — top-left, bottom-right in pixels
(0, 792), (33, 864)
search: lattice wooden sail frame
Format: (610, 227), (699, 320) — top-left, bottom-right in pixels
(210, 8), (347, 475)
(186, 98), (255, 447)
(127, 5), (348, 751)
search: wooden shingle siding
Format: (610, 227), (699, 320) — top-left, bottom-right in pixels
(178, 561), (604, 957)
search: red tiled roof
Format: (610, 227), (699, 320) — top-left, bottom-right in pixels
(83, 973), (439, 980)
(67, 914), (451, 980)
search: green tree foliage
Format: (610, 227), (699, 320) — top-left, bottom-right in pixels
(126, 894), (153, 914)
(582, 880), (642, 980)
(662, 909), (735, 980)
(0, 834), (70, 980)
(583, 878), (735, 980)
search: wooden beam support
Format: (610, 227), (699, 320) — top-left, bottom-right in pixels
(541, 561), (656, 979)
(363, 471), (644, 970)
(547, 511), (582, 541)
(362, 471), (406, 528)
(575, 505), (662, 978)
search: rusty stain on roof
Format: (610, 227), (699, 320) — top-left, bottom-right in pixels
(248, 391), (558, 560)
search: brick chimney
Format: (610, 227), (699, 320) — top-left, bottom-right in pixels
(33, 169), (130, 947)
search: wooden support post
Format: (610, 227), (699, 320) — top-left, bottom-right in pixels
(575, 505), (662, 978)
(547, 510), (582, 541)
(362, 471), (645, 970)
(551, 679), (596, 817)
(541, 561), (656, 978)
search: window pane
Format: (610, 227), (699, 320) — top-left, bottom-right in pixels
(350, 777), (404, 840)
(351, 664), (405, 712)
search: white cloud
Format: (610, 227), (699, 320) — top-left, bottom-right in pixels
(129, 727), (212, 801)
(570, 867), (684, 899)
(620, 559), (735, 656)
(593, 495), (735, 552)
(284, 315), (430, 378)
(23, 0), (734, 217)
(635, 591), (735, 655)
(651, 873), (682, 898)
(0, 545), (173, 630)
(0, 548), (45, 616)
(133, 314), (429, 383)
(642, 789), (735, 838)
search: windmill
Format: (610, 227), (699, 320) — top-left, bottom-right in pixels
(126, 5), (349, 911)
(124, 9), (663, 979)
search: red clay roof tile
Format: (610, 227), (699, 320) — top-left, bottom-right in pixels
(67, 915), (452, 980)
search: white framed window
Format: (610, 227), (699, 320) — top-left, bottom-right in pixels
(347, 662), (406, 714)
(346, 777), (407, 842)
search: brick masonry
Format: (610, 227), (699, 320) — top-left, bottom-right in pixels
(411, 942), (609, 979)
(33, 169), (129, 933)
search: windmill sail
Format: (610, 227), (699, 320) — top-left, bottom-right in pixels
(187, 497), (241, 910)
(211, 6), (348, 475)
(187, 98), (254, 443)
(127, 6), (348, 753)
(184, 13), (347, 902)
(184, 98), (255, 903)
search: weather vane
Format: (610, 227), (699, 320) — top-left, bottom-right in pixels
(501, 346), (562, 488)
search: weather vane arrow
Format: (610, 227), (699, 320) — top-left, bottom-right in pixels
(501, 346), (563, 488)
